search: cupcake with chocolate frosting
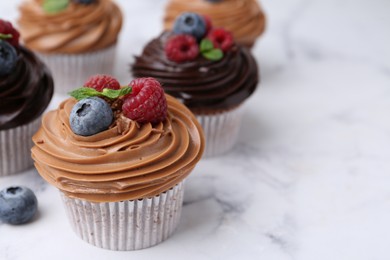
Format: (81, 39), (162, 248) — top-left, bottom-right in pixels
(32, 75), (204, 250)
(132, 13), (259, 157)
(164, 0), (266, 48)
(0, 19), (53, 176)
(18, 0), (123, 94)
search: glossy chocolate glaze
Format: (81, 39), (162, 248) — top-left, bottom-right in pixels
(0, 46), (54, 130)
(131, 32), (259, 112)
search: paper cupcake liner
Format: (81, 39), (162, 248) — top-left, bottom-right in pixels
(0, 117), (41, 176)
(196, 105), (244, 157)
(38, 45), (117, 95)
(61, 181), (184, 251)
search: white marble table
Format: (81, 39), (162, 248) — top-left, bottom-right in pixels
(1, 0), (390, 259)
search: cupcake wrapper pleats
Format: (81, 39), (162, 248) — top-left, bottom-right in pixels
(61, 181), (184, 251)
(0, 117), (41, 176)
(38, 45), (117, 95)
(196, 105), (244, 157)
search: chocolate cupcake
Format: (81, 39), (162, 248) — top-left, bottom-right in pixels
(132, 13), (259, 157)
(32, 76), (204, 250)
(164, 0), (266, 48)
(18, 0), (122, 95)
(0, 19), (53, 176)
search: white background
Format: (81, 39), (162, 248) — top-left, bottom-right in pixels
(1, 0), (390, 259)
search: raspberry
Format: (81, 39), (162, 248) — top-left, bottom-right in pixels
(122, 78), (167, 124)
(84, 74), (120, 92)
(0, 19), (20, 47)
(165, 34), (199, 63)
(203, 15), (213, 34)
(207, 28), (234, 52)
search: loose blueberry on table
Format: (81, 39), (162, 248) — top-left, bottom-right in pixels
(0, 186), (38, 225)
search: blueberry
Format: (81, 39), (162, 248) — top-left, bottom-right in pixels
(173, 12), (207, 41)
(0, 186), (38, 225)
(70, 97), (113, 136)
(0, 40), (18, 77)
(73, 0), (96, 4)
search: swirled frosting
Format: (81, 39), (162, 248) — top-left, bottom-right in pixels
(32, 95), (204, 202)
(0, 46), (54, 130)
(164, 0), (266, 48)
(18, 0), (122, 54)
(132, 32), (259, 112)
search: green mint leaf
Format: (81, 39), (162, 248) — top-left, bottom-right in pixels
(200, 39), (214, 53)
(69, 87), (132, 101)
(102, 87), (132, 99)
(202, 49), (224, 61)
(43, 0), (69, 14)
(0, 34), (12, 40)
(69, 88), (101, 100)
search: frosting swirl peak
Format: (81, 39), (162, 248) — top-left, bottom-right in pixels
(32, 95), (204, 202)
(0, 46), (54, 130)
(18, 0), (122, 54)
(164, 0), (266, 48)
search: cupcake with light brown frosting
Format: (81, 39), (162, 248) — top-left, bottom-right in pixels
(32, 75), (204, 250)
(18, 0), (123, 94)
(164, 0), (266, 48)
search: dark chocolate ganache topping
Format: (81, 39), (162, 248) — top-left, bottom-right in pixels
(0, 46), (54, 130)
(132, 32), (259, 111)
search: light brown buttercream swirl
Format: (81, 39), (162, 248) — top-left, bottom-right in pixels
(31, 95), (204, 202)
(164, 0), (266, 48)
(18, 0), (122, 54)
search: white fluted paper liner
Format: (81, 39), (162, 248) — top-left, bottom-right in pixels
(0, 117), (41, 176)
(38, 44), (117, 95)
(61, 181), (184, 251)
(196, 105), (244, 157)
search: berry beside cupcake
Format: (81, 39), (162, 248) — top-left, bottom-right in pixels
(164, 0), (266, 48)
(18, 0), (123, 95)
(0, 19), (53, 176)
(132, 13), (259, 157)
(31, 75), (204, 250)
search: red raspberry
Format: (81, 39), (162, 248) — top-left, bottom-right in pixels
(203, 15), (213, 34)
(207, 28), (234, 52)
(122, 78), (167, 124)
(0, 19), (20, 47)
(84, 74), (120, 92)
(165, 34), (199, 63)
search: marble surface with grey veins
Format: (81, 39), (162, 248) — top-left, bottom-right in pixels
(1, 0), (390, 259)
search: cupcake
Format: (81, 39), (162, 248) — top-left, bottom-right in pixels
(31, 75), (204, 250)
(164, 0), (266, 48)
(0, 19), (53, 176)
(18, 0), (123, 95)
(132, 13), (259, 157)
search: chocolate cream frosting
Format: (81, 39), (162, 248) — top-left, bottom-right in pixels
(32, 95), (205, 202)
(132, 32), (259, 113)
(18, 0), (122, 54)
(0, 46), (54, 130)
(164, 0), (266, 48)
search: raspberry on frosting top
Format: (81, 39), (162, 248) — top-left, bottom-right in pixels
(165, 12), (235, 63)
(18, 0), (122, 54)
(32, 75), (204, 202)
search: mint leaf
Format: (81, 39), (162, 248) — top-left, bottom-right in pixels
(202, 49), (224, 61)
(102, 87), (132, 99)
(200, 39), (214, 52)
(69, 87), (132, 101)
(43, 0), (69, 14)
(0, 34), (12, 40)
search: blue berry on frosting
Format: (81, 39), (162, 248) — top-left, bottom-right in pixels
(173, 12), (207, 41)
(0, 186), (38, 225)
(70, 97), (113, 136)
(0, 40), (17, 77)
